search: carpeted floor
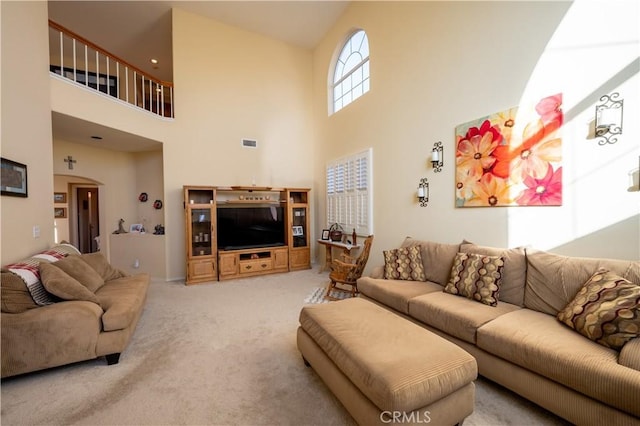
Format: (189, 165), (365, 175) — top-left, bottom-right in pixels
(1, 268), (570, 425)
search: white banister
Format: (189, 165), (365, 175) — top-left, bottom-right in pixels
(49, 20), (174, 118)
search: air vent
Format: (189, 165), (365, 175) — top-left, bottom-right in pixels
(241, 139), (258, 148)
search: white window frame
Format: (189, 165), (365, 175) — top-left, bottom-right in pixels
(330, 29), (370, 114)
(326, 148), (373, 237)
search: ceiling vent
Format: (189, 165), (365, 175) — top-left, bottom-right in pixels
(241, 139), (258, 148)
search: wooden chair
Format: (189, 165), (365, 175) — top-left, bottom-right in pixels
(325, 235), (374, 300)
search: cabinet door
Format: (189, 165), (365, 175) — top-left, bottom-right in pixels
(188, 259), (215, 282)
(189, 208), (213, 257)
(218, 252), (238, 277)
(291, 206), (308, 248)
(273, 248), (289, 270)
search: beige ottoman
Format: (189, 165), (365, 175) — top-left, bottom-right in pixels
(297, 297), (477, 425)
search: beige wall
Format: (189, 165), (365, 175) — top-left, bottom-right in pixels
(163, 8), (315, 279)
(312, 1), (639, 269)
(1, 1), (55, 264)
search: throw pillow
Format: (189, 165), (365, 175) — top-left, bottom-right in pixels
(444, 252), (504, 306)
(40, 263), (100, 305)
(557, 269), (640, 351)
(1, 271), (40, 313)
(81, 252), (127, 281)
(383, 246), (427, 281)
(52, 255), (105, 293)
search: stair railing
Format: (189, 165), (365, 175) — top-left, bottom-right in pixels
(49, 20), (174, 118)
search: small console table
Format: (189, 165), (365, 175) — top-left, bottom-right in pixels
(317, 239), (361, 273)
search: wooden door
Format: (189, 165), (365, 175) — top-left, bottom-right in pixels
(77, 187), (99, 253)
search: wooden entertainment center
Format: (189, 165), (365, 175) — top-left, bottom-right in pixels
(183, 185), (310, 284)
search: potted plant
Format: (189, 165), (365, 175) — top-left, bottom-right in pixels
(329, 223), (344, 242)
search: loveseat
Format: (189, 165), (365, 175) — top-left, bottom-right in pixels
(1, 244), (149, 378)
(357, 237), (640, 425)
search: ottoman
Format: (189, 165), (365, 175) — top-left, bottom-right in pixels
(297, 298), (477, 425)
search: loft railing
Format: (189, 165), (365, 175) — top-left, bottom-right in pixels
(48, 20), (174, 118)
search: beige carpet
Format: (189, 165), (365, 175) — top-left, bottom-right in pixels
(1, 269), (570, 425)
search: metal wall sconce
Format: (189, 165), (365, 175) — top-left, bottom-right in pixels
(594, 92), (623, 145)
(417, 178), (429, 207)
(431, 141), (443, 172)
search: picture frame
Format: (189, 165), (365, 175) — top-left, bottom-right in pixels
(1, 157), (28, 197)
(130, 223), (143, 233)
(54, 192), (67, 203)
(292, 225), (304, 237)
(321, 229), (330, 240)
(54, 207), (67, 219)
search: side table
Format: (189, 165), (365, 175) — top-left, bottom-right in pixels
(317, 239), (361, 273)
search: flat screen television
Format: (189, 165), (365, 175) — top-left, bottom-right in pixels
(216, 205), (286, 250)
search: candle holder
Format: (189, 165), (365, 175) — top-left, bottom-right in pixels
(417, 178), (429, 207)
(431, 141), (443, 172)
(594, 92), (623, 145)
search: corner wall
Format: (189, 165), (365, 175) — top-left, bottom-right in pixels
(1, 1), (55, 264)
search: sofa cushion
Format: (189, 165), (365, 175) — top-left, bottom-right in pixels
(383, 246), (426, 281)
(2, 243), (80, 306)
(52, 255), (105, 293)
(408, 291), (520, 344)
(460, 242), (527, 306)
(619, 338), (640, 371)
(1, 271), (39, 313)
(556, 269), (640, 350)
(444, 252), (503, 306)
(358, 276), (442, 314)
(95, 274), (149, 332)
(524, 249), (640, 316)
(81, 253), (127, 281)
(476, 308), (640, 417)
(39, 263), (100, 306)
(400, 237), (460, 285)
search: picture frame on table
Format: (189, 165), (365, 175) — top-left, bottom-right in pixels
(1, 158), (28, 197)
(321, 229), (330, 240)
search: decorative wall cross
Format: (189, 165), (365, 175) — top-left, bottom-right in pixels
(64, 155), (77, 170)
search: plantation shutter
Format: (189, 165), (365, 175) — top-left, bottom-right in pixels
(326, 148), (373, 237)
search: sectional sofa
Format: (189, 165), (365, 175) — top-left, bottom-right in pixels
(1, 244), (149, 378)
(357, 237), (640, 425)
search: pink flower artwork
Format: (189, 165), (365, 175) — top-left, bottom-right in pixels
(455, 94), (563, 207)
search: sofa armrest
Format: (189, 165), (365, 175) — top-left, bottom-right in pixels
(619, 337), (640, 371)
(369, 265), (384, 279)
(1, 301), (103, 378)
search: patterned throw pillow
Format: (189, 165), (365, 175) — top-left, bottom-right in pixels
(383, 246), (427, 281)
(557, 269), (640, 350)
(444, 252), (504, 306)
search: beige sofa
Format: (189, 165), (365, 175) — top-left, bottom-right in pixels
(358, 237), (640, 425)
(1, 245), (149, 378)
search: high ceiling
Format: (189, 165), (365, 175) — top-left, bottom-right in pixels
(48, 1), (349, 152)
(48, 1), (350, 82)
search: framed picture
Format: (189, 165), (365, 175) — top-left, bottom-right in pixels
(54, 207), (67, 219)
(54, 192), (67, 203)
(321, 229), (330, 240)
(130, 223), (143, 233)
(292, 225), (304, 237)
(1, 158), (28, 197)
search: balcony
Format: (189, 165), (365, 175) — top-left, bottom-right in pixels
(49, 20), (174, 119)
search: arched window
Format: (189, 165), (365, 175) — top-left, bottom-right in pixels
(331, 30), (370, 113)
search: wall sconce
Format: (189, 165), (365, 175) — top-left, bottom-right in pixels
(431, 141), (443, 172)
(417, 178), (429, 207)
(594, 92), (623, 145)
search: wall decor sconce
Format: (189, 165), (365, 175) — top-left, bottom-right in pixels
(431, 141), (443, 172)
(417, 178), (429, 207)
(594, 92), (623, 145)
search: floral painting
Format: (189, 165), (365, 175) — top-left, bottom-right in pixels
(455, 94), (563, 207)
